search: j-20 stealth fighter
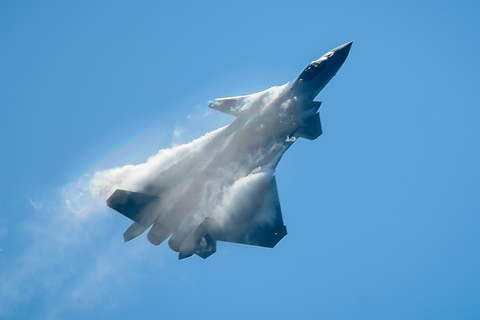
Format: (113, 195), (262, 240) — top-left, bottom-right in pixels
(107, 41), (352, 259)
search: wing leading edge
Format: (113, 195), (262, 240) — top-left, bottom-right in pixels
(209, 86), (285, 117)
(209, 95), (253, 117)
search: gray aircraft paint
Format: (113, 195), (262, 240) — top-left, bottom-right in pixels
(107, 42), (352, 259)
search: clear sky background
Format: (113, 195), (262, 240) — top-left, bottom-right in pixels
(1, 1), (479, 319)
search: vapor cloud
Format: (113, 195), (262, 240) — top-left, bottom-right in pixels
(0, 125), (227, 318)
(0, 84), (290, 318)
(88, 127), (225, 200)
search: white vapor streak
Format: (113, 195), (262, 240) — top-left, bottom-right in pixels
(0, 128), (224, 318)
(0, 84), (290, 318)
(89, 127), (224, 200)
(212, 168), (275, 225)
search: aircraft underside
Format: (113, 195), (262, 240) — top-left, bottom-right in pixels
(106, 41), (352, 259)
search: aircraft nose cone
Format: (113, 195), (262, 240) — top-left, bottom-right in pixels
(333, 41), (353, 55)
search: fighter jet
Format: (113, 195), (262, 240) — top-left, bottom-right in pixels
(107, 41), (352, 259)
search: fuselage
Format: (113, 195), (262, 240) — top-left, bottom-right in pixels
(118, 42), (353, 256)
(161, 42), (353, 251)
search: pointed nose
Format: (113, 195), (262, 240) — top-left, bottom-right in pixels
(332, 41), (353, 55)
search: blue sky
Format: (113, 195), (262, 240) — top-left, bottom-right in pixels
(1, 1), (479, 319)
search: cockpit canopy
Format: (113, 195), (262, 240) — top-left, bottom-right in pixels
(298, 61), (326, 82)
